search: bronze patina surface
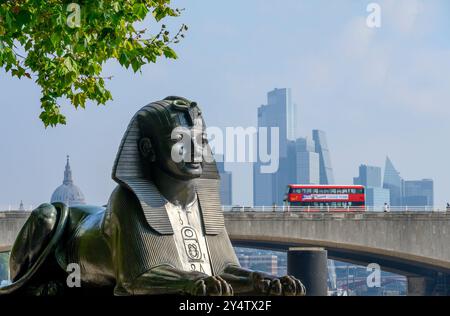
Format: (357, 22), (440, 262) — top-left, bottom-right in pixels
(0, 97), (305, 296)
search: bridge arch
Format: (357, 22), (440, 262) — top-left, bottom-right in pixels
(224, 211), (450, 277)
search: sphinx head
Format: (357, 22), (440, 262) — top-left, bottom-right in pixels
(137, 96), (207, 180)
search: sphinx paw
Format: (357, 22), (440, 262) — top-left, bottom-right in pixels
(191, 276), (233, 296)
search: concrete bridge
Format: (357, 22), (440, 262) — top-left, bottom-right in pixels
(1, 210), (450, 295)
(224, 210), (450, 295)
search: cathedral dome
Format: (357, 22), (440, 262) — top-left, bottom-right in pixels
(50, 156), (86, 206)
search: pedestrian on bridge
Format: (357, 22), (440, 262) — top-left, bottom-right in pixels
(384, 203), (390, 213)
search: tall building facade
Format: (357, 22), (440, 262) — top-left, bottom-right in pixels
(313, 130), (335, 184)
(294, 138), (320, 185)
(381, 157), (434, 209)
(383, 157), (404, 207)
(253, 89), (334, 206)
(253, 88), (299, 206)
(354, 164), (390, 209)
(354, 165), (382, 188)
(404, 179), (434, 207)
(216, 156), (233, 206)
(365, 188), (391, 210)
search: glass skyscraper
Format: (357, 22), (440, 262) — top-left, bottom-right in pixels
(404, 179), (434, 207)
(383, 157), (404, 207)
(313, 130), (335, 184)
(253, 88), (299, 206)
(354, 164), (382, 188)
(381, 157), (435, 209)
(294, 138), (320, 185)
(253, 89), (334, 206)
(216, 155), (233, 206)
(354, 164), (390, 209)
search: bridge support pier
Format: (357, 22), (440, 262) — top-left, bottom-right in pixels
(287, 247), (328, 296)
(407, 273), (450, 296)
(407, 276), (430, 296)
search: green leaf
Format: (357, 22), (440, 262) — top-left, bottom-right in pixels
(133, 3), (148, 20)
(163, 46), (178, 59)
(0, 0), (186, 126)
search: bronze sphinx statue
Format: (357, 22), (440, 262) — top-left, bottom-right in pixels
(0, 97), (305, 296)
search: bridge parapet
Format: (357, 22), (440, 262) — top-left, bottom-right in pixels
(224, 211), (450, 275)
(0, 211), (31, 252)
(225, 210), (450, 220)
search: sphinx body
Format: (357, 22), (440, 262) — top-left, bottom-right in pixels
(1, 97), (305, 296)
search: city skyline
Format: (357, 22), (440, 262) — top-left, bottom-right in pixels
(0, 89), (442, 209)
(1, 0), (450, 208)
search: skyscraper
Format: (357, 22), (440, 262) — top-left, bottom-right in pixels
(254, 88), (298, 206)
(253, 89), (334, 206)
(313, 130), (335, 184)
(354, 165), (382, 188)
(404, 179), (434, 208)
(383, 157), (404, 207)
(267, 88), (299, 142)
(354, 164), (390, 210)
(216, 156), (233, 206)
(294, 138), (320, 185)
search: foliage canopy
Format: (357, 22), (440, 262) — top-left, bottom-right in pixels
(0, 0), (186, 126)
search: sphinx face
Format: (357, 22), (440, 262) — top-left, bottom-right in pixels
(160, 116), (206, 179)
(139, 106), (207, 180)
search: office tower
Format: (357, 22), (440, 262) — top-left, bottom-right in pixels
(257, 88), (297, 157)
(313, 130), (335, 184)
(266, 88), (299, 143)
(254, 88), (298, 206)
(295, 138), (320, 185)
(253, 89), (334, 206)
(354, 164), (390, 209)
(272, 153), (296, 206)
(253, 164), (274, 206)
(404, 179), (434, 208)
(354, 165), (382, 188)
(216, 156), (233, 206)
(365, 188), (391, 209)
(383, 157), (404, 207)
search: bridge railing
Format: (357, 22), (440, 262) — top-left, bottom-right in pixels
(222, 205), (449, 213)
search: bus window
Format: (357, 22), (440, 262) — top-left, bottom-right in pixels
(305, 188), (312, 194)
(342, 189), (348, 194)
(350, 189), (356, 194)
(313, 189), (319, 194)
(336, 189), (342, 194)
(330, 189), (337, 194)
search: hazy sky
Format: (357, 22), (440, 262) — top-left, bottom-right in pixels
(1, 0), (450, 208)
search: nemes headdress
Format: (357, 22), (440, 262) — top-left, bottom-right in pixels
(112, 96), (224, 235)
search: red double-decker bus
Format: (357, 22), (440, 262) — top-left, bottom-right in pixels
(284, 185), (365, 211)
